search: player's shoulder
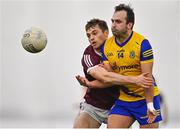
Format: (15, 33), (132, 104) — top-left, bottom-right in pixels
(133, 31), (147, 44)
(133, 31), (146, 38)
(83, 45), (94, 54)
(104, 36), (115, 47)
(106, 35), (115, 43)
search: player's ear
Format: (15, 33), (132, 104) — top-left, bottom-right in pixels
(127, 22), (133, 30)
(104, 30), (109, 38)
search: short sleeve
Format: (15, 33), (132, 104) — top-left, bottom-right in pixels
(82, 54), (94, 73)
(140, 39), (154, 64)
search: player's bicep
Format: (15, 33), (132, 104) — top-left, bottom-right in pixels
(141, 62), (153, 76)
(140, 39), (154, 75)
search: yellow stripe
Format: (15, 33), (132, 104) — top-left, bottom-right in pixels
(143, 49), (152, 54)
(143, 53), (153, 57)
(141, 59), (153, 64)
(143, 51), (153, 55)
(143, 51), (153, 56)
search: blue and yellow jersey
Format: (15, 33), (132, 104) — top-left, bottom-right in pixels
(101, 31), (160, 102)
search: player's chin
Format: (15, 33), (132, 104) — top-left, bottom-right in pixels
(92, 45), (99, 49)
(112, 32), (118, 37)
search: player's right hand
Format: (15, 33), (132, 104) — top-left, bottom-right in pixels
(135, 73), (154, 88)
(147, 108), (158, 123)
(147, 102), (159, 123)
(75, 75), (90, 87)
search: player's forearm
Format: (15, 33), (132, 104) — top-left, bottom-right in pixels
(88, 65), (134, 85)
(144, 86), (154, 103)
(89, 66), (110, 83)
(140, 62), (154, 103)
(102, 72), (136, 85)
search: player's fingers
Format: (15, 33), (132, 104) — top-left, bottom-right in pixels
(144, 77), (153, 82)
(140, 84), (149, 88)
(76, 79), (83, 85)
(143, 79), (153, 85)
(143, 82), (153, 87)
(75, 75), (79, 79)
(147, 115), (153, 123)
(137, 81), (152, 88)
(76, 76), (86, 86)
(77, 79), (83, 85)
(143, 80), (153, 84)
(147, 118), (152, 123)
(147, 110), (157, 123)
(147, 116), (156, 124)
(75, 76), (80, 81)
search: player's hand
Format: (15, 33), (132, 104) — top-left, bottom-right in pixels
(75, 75), (90, 87)
(135, 73), (154, 88)
(147, 109), (158, 124)
(147, 102), (158, 123)
(98, 62), (113, 72)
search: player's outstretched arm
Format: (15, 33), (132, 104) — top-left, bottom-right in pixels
(88, 64), (153, 88)
(76, 72), (153, 88)
(75, 75), (113, 88)
(76, 66), (153, 89)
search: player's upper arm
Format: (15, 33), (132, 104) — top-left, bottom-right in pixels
(140, 39), (154, 64)
(82, 54), (94, 73)
(140, 39), (154, 74)
(82, 52), (109, 83)
(86, 42), (112, 82)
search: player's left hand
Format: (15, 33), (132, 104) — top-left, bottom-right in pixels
(147, 108), (158, 124)
(75, 75), (90, 87)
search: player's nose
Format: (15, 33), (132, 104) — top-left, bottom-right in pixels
(90, 36), (95, 42)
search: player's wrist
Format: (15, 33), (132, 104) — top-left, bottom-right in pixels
(147, 102), (155, 111)
(133, 76), (138, 85)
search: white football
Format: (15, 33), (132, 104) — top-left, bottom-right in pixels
(21, 27), (47, 53)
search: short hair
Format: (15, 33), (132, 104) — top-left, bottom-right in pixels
(114, 4), (135, 25)
(85, 18), (108, 32)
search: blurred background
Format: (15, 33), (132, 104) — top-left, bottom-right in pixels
(0, 0), (180, 128)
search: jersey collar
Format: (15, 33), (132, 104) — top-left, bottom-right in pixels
(115, 31), (133, 47)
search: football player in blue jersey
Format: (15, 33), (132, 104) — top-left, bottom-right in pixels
(82, 4), (162, 128)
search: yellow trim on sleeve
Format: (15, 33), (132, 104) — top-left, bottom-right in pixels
(141, 59), (154, 64)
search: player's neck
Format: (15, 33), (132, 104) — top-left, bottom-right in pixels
(94, 49), (101, 56)
(116, 30), (132, 44)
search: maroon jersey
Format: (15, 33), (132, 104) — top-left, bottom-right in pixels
(81, 45), (120, 110)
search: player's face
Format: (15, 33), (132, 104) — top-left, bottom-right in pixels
(86, 25), (108, 50)
(111, 10), (130, 37)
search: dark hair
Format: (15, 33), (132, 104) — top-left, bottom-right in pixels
(85, 18), (108, 32)
(114, 4), (135, 25)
